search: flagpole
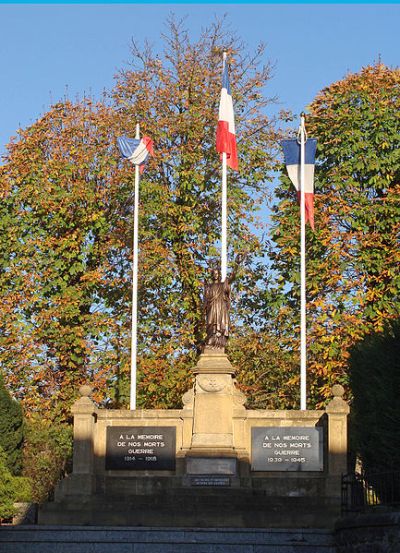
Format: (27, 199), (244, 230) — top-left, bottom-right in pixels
(221, 52), (228, 282)
(130, 123), (140, 411)
(221, 152), (228, 281)
(300, 114), (307, 411)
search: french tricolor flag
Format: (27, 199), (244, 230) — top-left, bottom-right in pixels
(216, 61), (238, 171)
(281, 138), (317, 230)
(117, 135), (154, 173)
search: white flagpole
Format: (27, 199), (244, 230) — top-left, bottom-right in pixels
(221, 152), (228, 281)
(221, 52), (228, 282)
(130, 123), (140, 410)
(300, 114), (307, 411)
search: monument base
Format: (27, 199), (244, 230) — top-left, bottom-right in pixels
(187, 350), (242, 455)
(39, 473), (341, 528)
(39, 363), (349, 529)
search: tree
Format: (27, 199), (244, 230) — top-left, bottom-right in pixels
(349, 319), (400, 475)
(0, 447), (19, 520)
(110, 17), (282, 407)
(230, 328), (299, 410)
(0, 17), (281, 418)
(269, 63), (400, 405)
(0, 100), (125, 420)
(0, 375), (24, 475)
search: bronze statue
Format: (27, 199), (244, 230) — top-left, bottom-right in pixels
(204, 269), (231, 350)
(203, 255), (244, 351)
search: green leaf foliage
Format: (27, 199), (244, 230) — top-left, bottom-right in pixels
(349, 319), (400, 475)
(0, 17), (281, 417)
(0, 447), (31, 520)
(22, 417), (74, 503)
(0, 447), (18, 519)
(269, 63), (400, 406)
(0, 375), (24, 475)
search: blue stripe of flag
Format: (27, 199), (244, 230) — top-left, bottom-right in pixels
(222, 63), (231, 94)
(117, 137), (141, 159)
(281, 138), (317, 166)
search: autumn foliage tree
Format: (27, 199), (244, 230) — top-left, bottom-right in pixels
(269, 63), (400, 406)
(0, 18), (280, 419)
(110, 19), (282, 407)
(0, 100), (127, 420)
(4, 18), (398, 431)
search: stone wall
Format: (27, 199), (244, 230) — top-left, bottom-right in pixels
(39, 352), (350, 528)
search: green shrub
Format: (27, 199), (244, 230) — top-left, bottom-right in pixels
(23, 418), (72, 503)
(0, 375), (24, 475)
(0, 447), (32, 520)
(13, 476), (32, 503)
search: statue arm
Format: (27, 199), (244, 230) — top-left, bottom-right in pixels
(228, 253), (247, 283)
(227, 255), (241, 283)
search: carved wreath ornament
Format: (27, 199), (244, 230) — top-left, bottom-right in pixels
(197, 375), (225, 393)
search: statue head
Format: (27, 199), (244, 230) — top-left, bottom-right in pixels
(210, 268), (220, 282)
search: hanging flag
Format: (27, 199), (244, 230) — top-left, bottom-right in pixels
(281, 138), (317, 230)
(117, 135), (154, 173)
(216, 61), (238, 171)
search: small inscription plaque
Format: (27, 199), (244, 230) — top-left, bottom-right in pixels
(191, 476), (230, 487)
(106, 426), (176, 471)
(251, 426), (323, 472)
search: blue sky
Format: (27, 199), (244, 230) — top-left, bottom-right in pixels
(0, 4), (399, 158)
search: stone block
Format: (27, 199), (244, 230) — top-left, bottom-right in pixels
(186, 457), (237, 475)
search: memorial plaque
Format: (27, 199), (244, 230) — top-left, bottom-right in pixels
(190, 476), (230, 487)
(251, 426), (323, 472)
(106, 426), (176, 470)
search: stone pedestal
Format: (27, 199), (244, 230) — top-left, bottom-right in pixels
(56, 384), (97, 498)
(186, 349), (244, 475)
(326, 384), (350, 497)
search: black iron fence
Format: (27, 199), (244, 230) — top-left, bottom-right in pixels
(342, 471), (400, 514)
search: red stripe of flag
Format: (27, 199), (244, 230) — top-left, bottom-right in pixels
(216, 63), (238, 171)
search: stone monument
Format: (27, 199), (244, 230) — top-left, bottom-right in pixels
(39, 267), (350, 528)
(185, 267), (244, 478)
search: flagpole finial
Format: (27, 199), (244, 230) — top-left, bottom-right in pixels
(300, 113), (307, 137)
(135, 123), (140, 140)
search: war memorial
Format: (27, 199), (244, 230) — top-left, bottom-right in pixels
(6, 56), (400, 553)
(38, 269), (350, 529)
(36, 70), (353, 538)
(29, 76), (352, 532)
(39, 375), (349, 529)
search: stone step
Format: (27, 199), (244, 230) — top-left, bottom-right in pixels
(77, 491), (333, 505)
(39, 493), (339, 528)
(94, 476), (328, 497)
(0, 526), (336, 553)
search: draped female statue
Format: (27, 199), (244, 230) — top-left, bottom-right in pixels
(203, 269), (232, 350)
